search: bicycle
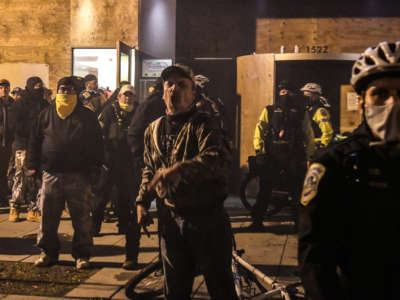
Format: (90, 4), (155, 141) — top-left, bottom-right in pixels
(125, 247), (302, 299)
(240, 154), (295, 218)
(125, 257), (163, 299)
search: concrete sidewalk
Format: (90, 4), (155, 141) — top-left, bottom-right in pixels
(0, 197), (301, 299)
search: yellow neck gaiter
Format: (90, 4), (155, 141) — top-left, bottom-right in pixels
(119, 100), (134, 112)
(56, 94), (77, 119)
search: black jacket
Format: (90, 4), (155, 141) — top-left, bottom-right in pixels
(98, 101), (136, 168)
(127, 91), (165, 167)
(0, 96), (15, 147)
(298, 122), (400, 300)
(27, 103), (104, 173)
(13, 91), (48, 150)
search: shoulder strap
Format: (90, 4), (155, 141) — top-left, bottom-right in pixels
(111, 101), (124, 126)
(150, 116), (165, 157)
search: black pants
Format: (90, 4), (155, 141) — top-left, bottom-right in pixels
(158, 204), (238, 300)
(92, 164), (140, 260)
(252, 152), (306, 226)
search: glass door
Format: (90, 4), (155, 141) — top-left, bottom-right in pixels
(116, 41), (135, 87)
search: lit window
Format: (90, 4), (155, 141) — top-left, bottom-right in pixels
(72, 48), (117, 90)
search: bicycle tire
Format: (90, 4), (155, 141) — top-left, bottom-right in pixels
(239, 172), (258, 212)
(125, 259), (163, 299)
(240, 173), (290, 218)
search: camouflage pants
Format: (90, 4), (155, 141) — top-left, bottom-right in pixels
(36, 171), (93, 259)
(9, 150), (40, 210)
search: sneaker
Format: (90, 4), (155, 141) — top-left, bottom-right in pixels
(9, 208), (20, 222)
(27, 210), (41, 222)
(34, 253), (58, 267)
(122, 259), (138, 270)
(76, 257), (91, 270)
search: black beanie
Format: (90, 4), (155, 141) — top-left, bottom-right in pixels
(84, 74), (97, 84)
(57, 76), (77, 93)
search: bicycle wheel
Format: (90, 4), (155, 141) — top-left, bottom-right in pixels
(239, 172), (259, 212)
(125, 259), (163, 299)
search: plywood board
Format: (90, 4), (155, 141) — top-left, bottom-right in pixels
(237, 54), (274, 169)
(256, 17), (400, 54)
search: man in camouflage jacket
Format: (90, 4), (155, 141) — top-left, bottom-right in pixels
(136, 65), (238, 300)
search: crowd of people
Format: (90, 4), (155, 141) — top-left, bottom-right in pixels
(0, 40), (400, 299)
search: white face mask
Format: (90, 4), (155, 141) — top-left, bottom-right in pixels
(364, 103), (394, 140)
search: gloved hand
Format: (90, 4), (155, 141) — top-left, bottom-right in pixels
(315, 142), (324, 150)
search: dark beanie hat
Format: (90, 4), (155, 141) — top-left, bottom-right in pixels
(57, 76), (77, 93)
(26, 77), (43, 91)
(0, 79), (10, 86)
(84, 74), (97, 83)
(277, 80), (296, 92)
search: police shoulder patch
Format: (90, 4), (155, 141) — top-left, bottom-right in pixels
(300, 163), (326, 206)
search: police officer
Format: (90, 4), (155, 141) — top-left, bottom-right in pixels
(298, 41), (400, 300)
(136, 65), (238, 300)
(251, 81), (314, 231)
(301, 82), (334, 148)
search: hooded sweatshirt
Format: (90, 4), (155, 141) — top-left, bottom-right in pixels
(13, 77), (48, 150)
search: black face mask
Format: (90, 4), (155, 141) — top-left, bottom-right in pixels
(29, 87), (44, 100)
(307, 95), (321, 108)
(276, 94), (290, 110)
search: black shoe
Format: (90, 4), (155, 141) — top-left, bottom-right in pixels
(122, 259), (139, 270)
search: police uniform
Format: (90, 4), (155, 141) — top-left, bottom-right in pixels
(252, 97), (315, 228)
(298, 122), (400, 300)
(308, 102), (334, 148)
